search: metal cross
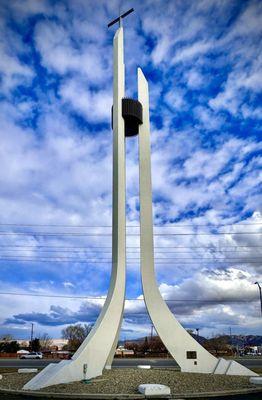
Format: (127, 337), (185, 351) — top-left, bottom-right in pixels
(108, 8), (134, 28)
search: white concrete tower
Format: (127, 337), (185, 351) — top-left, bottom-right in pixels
(23, 25), (127, 391)
(23, 10), (257, 390)
(137, 68), (257, 377)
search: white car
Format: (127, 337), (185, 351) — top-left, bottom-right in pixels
(20, 352), (43, 359)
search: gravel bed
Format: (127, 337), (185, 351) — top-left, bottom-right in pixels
(0, 369), (256, 395)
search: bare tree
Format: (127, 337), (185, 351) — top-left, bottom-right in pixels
(39, 333), (53, 350)
(61, 324), (92, 352)
(0, 334), (14, 342)
(203, 335), (231, 356)
(148, 336), (167, 353)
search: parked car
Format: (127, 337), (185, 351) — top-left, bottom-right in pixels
(19, 352), (43, 359)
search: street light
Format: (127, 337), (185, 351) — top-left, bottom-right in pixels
(254, 282), (262, 317)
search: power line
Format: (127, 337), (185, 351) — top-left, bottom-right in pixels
(0, 222), (260, 227)
(0, 258), (260, 264)
(0, 291), (255, 303)
(0, 231), (260, 236)
(0, 255), (261, 261)
(0, 244), (260, 249)
(0, 248), (258, 254)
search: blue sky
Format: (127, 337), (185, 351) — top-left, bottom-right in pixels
(0, 0), (261, 341)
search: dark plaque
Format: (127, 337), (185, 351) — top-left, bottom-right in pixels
(186, 351), (197, 359)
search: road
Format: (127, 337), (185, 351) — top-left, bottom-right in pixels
(0, 357), (261, 369)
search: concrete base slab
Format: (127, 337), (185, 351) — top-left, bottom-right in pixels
(226, 360), (258, 376)
(212, 358), (258, 377)
(0, 374), (2, 380)
(137, 365), (151, 369)
(18, 368), (38, 374)
(213, 358), (228, 374)
(138, 384), (171, 396)
(250, 376), (262, 385)
(22, 360), (73, 389)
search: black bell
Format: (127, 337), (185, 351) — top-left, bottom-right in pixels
(111, 98), (143, 137)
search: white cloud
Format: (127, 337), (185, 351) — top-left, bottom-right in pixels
(34, 19), (109, 82)
(209, 65), (262, 116)
(172, 41), (212, 65)
(182, 138), (255, 180)
(4, 0), (51, 19)
(208, 2), (262, 117)
(63, 282), (75, 288)
(0, 17), (34, 93)
(185, 69), (204, 89)
(194, 105), (224, 131)
(59, 79), (112, 122)
(2, 265), (260, 339)
(156, 267), (261, 335)
(164, 88), (186, 110)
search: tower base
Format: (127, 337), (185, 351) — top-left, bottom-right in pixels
(22, 356), (257, 391)
(23, 359), (105, 390)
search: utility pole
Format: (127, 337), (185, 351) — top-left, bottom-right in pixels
(30, 323), (34, 348)
(254, 282), (262, 316)
(150, 325), (154, 339)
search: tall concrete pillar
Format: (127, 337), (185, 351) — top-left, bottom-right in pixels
(138, 67), (217, 373)
(23, 27), (126, 390)
(138, 67), (257, 376)
(106, 26), (126, 367)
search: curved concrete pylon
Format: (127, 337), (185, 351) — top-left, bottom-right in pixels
(138, 67), (257, 376)
(23, 27), (126, 390)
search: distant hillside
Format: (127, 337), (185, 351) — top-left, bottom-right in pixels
(119, 332), (206, 346)
(227, 335), (262, 347)
(119, 334), (262, 347)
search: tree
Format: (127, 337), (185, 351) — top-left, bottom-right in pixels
(0, 340), (20, 353)
(19, 341), (29, 349)
(61, 324), (92, 352)
(148, 336), (167, 353)
(203, 335), (230, 356)
(139, 337), (149, 354)
(125, 341), (139, 354)
(39, 333), (52, 350)
(30, 338), (40, 352)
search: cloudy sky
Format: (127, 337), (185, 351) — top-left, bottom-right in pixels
(0, 0), (261, 341)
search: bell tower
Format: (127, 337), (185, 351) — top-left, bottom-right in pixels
(23, 8), (258, 391)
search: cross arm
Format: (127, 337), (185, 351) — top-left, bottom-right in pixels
(108, 8), (134, 28)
